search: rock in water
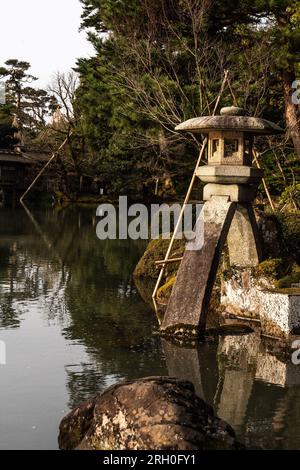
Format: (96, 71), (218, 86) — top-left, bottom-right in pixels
(58, 377), (242, 450)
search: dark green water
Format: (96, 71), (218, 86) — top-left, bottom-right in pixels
(0, 206), (300, 450)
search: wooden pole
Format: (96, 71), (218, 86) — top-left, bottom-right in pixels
(155, 257), (183, 266)
(212, 69), (229, 115)
(253, 148), (275, 211)
(20, 136), (69, 203)
(152, 70), (230, 302)
(225, 73), (239, 107)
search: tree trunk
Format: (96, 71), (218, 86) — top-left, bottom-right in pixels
(282, 69), (300, 158)
(67, 132), (81, 181)
(56, 154), (70, 194)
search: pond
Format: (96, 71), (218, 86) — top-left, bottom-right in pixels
(0, 205), (300, 450)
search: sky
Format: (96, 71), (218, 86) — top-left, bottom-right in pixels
(0, 0), (94, 88)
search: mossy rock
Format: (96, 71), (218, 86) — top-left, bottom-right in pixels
(133, 236), (185, 279)
(134, 277), (155, 305)
(276, 264), (300, 289)
(59, 377), (242, 450)
(257, 210), (300, 263)
(253, 258), (286, 280)
(257, 211), (284, 259)
(252, 257), (300, 289)
(277, 212), (300, 264)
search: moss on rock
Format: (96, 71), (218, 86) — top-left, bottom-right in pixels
(252, 258), (300, 289)
(252, 210), (300, 286)
(253, 258), (286, 280)
(257, 210), (300, 263)
(157, 274), (177, 305)
(134, 277), (156, 306)
(277, 212), (300, 264)
(133, 236), (185, 279)
(276, 265), (300, 289)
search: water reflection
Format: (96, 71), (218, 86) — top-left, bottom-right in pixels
(162, 329), (300, 449)
(1, 205), (300, 449)
(0, 206), (167, 449)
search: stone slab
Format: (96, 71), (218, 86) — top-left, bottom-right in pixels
(221, 271), (300, 337)
(259, 290), (300, 337)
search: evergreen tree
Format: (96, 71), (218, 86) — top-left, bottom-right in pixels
(0, 59), (57, 145)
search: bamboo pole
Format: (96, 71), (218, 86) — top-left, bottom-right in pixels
(213, 69), (229, 115)
(20, 136), (69, 203)
(152, 70), (230, 301)
(155, 257), (183, 266)
(253, 148), (275, 211)
(226, 74), (238, 107)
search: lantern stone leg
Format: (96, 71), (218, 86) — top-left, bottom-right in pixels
(227, 203), (263, 267)
(161, 339), (206, 399)
(160, 196), (237, 337)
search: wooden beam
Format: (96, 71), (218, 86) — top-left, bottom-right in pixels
(155, 257), (183, 266)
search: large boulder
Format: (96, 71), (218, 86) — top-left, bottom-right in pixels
(59, 377), (242, 450)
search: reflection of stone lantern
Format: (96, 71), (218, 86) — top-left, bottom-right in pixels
(160, 106), (284, 339)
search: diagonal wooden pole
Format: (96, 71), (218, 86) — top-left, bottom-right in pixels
(253, 148), (275, 211)
(20, 135), (70, 203)
(152, 70), (229, 303)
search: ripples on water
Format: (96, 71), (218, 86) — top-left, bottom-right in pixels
(0, 206), (299, 449)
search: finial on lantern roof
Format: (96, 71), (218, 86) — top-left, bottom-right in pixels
(220, 106), (248, 116)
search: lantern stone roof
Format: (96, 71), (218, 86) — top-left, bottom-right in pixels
(175, 106), (284, 135)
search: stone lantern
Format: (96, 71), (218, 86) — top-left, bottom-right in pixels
(160, 106), (284, 338)
(176, 106), (283, 202)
